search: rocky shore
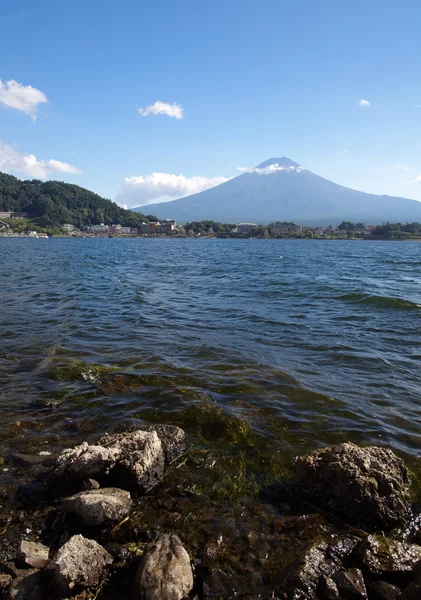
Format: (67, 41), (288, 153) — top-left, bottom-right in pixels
(1, 426), (421, 600)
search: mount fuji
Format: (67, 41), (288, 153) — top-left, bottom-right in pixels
(135, 158), (421, 225)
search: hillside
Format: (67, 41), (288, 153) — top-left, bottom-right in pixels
(0, 172), (155, 229)
(138, 158), (421, 225)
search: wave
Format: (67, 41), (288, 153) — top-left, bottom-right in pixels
(338, 293), (421, 310)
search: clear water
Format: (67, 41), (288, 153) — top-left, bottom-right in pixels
(1, 237), (421, 481)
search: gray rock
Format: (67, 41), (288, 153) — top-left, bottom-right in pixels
(50, 429), (166, 494)
(100, 429), (165, 493)
(53, 534), (113, 595)
(7, 570), (43, 600)
(62, 487), (132, 526)
(279, 535), (358, 599)
(400, 574), (421, 599)
(367, 580), (401, 600)
(292, 443), (411, 530)
(357, 535), (421, 583)
(18, 540), (49, 569)
(317, 575), (341, 600)
(332, 568), (367, 599)
(52, 442), (120, 487)
(144, 425), (185, 465)
(135, 534), (194, 600)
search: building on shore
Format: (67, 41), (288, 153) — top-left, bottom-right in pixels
(0, 211), (28, 220)
(156, 219), (177, 234)
(236, 222), (258, 234)
(62, 224), (75, 233)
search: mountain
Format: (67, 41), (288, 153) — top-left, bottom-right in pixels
(136, 158), (421, 225)
(0, 172), (156, 229)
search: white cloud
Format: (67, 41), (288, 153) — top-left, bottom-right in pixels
(0, 79), (48, 120)
(237, 164), (308, 175)
(0, 141), (82, 179)
(138, 101), (184, 119)
(117, 172), (229, 206)
(357, 99), (371, 108)
(412, 174), (421, 184)
(344, 149), (349, 153)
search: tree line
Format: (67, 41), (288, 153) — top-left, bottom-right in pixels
(0, 172), (156, 228)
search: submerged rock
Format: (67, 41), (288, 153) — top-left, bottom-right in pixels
(367, 580), (401, 600)
(332, 568), (367, 599)
(278, 535), (358, 599)
(18, 540), (49, 569)
(62, 487), (132, 526)
(53, 534), (113, 595)
(135, 534), (194, 600)
(357, 535), (421, 583)
(292, 443), (411, 530)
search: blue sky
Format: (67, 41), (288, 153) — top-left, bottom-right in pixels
(1, 0), (421, 207)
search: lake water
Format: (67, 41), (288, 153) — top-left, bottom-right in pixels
(1, 238), (421, 488)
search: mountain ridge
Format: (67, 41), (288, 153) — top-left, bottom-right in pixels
(135, 157), (421, 225)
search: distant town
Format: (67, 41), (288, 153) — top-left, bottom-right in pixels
(1, 211), (421, 239)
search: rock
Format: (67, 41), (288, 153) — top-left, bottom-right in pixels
(292, 443), (411, 530)
(83, 478), (100, 490)
(53, 534), (113, 595)
(332, 568), (367, 599)
(7, 570), (43, 600)
(0, 562), (18, 578)
(400, 574), (421, 599)
(0, 574), (12, 595)
(367, 580), (401, 600)
(99, 429), (165, 492)
(6, 453), (47, 467)
(279, 535), (358, 599)
(316, 575), (341, 600)
(52, 441), (120, 489)
(135, 534), (194, 600)
(357, 535), (421, 584)
(50, 428), (166, 494)
(62, 487), (132, 526)
(144, 425), (185, 465)
(18, 540), (49, 569)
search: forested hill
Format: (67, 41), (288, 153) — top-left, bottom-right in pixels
(0, 172), (155, 228)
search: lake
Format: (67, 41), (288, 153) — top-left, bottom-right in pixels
(1, 237), (421, 488)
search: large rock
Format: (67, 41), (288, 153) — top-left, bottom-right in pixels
(357, 535), (421, 584)
(18, 540), (49, 569)
(62, 488), (132, 526)
(292, 443), (411, 530)
(144, 425), (185, 465)
(135, 534), (194, 600)
(52, 442), (120, 488)
(53, 534), (113, 595)
(99, 429), (165, 492)
(278, 535), (358, 599)
(49, 428), (167, 494)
